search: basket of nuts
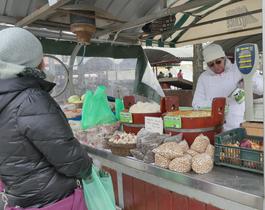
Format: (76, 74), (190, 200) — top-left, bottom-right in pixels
(107, 132), (137, 156)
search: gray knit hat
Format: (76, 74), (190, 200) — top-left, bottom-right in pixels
(0, 27), (43, 79)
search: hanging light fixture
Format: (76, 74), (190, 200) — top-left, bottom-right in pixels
(70, 11), (96, 44)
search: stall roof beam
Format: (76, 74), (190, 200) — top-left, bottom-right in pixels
(15, 0), (72, 27)
(0, 24), (139, 47)
(160, 0), (167, 9)
(95, 0), (221, 37)
(0, 15), (17, 24)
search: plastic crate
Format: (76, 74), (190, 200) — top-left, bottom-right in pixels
(214, 128), (263, 174)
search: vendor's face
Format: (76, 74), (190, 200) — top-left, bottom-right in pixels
(207, 57), (225, 74)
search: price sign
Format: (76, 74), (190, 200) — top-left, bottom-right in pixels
(164, 116), (181, 128)
(120, 112), (133, 123)
(145, 117), (163, 134)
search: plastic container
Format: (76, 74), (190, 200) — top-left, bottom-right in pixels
(214, 128), (263, 174)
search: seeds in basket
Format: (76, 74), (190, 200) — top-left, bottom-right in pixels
(108, 132), (137, 144)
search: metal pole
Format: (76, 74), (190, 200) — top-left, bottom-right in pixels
(68, 44), (82, 95)
(192, 44), (203, 96)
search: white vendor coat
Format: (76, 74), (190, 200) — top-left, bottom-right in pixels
(192, 59), (263, 131)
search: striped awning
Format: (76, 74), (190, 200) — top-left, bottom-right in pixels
(141, 0), (261, 48)
(143, 46), (193, 66)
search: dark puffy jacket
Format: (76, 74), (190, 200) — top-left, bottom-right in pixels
(0, 77), (92, 208)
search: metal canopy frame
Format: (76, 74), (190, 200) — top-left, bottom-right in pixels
(0, 0), (260, 48)
(94, 0), (221, 37)
(0, 0), (242, 44)
(15, 0), (72, 27)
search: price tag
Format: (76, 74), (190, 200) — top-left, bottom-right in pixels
(145, 117), (163, 134)
(120, 112), (133, 123)
(164, 116), (181, 128)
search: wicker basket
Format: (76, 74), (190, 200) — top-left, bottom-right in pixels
(107, 141), (136, 156)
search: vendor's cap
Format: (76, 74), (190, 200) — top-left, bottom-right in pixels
(203, 44), (225, 63)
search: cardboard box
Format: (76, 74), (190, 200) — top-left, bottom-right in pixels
(241, 122), (263, 137)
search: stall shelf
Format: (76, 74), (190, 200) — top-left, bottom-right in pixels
(84, 146), (263, 210)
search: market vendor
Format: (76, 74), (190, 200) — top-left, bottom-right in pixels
(192, 44), (263, 131)
(0, 27), (91, 209)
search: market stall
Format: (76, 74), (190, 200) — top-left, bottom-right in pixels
(0, 0), (264, 210)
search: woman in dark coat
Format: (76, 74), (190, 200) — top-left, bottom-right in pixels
(0, 27), (92, 209)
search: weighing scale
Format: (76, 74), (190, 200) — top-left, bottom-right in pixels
(235, 43), (263, 122)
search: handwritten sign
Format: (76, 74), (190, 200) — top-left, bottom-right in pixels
(145, 117), (163, 134)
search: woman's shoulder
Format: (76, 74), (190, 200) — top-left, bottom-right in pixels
(18, 88), (58, 116)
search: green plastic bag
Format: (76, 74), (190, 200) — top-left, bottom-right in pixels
(115, 98), (124, 120)
(81, 86), (116, 129)
(82, 165), (116, 210)
(98, 170), (115, 204)
(81, 91), (93, 129)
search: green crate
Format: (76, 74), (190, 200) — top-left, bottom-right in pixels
(214, 128), (263, 174)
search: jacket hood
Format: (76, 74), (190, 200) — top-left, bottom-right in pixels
(0, 77), (55, 113)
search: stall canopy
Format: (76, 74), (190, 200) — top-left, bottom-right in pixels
(216, 33), (262, 55)
(0, 0), (261, 101)
(0, 0), (261, 47)
(143, 46), (193, 66)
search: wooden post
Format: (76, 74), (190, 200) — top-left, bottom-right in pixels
(16, 0), (72, 27)
(192, 44), (203, 95)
